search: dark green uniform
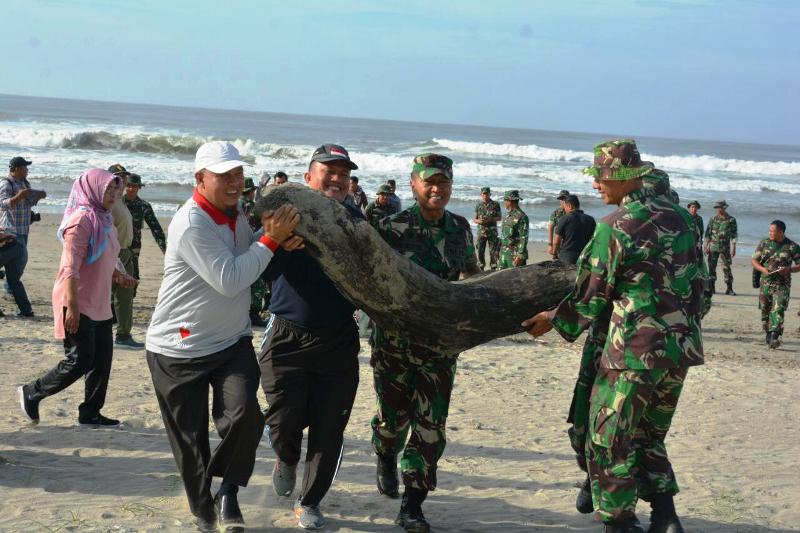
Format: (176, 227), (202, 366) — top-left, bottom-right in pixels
(371, 204), (478, 491)
(365, 201), (397, 228)
(705, 213), (737, 287)
(752, 237), (800, 337)
(549, 206), (565, 229)
(475, 199), (501, 270)
(499, 208), (529, 268)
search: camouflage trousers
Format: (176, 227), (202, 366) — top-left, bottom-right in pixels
(587, 367), (687, 522)
(567, 327), (604, 473)
(760, 284), (791, 335)
(707, 248), (733, 286)
(476, 229), (500, 270)
(250, 278), (269, 315)
(498, 246), (527, 270)
(370, 349), (457, 491)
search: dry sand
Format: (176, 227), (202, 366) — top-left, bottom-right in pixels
(1, 213), (798, 532)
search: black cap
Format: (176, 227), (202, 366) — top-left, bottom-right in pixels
(127, 173), (144, 187)
(557, 189), (570, 200)
(310, 144), (358, 170)
(108, 163), (131, 176)
(9, 156), (32, 169)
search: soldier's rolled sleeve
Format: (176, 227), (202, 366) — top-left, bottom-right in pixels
(551, 222), (621, 342)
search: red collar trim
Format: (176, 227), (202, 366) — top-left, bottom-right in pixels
(193, 189), (237, 232)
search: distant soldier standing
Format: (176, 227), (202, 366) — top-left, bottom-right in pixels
(371, 153), (479, 533)
(473, 186), (501, 270)
(705, 200), (738, 295)
(687, 201), (703, 236)
(524, 140), (705, 533)
(499, 190), (529, 269)
(687, 201), (712, 317)
(547, 189), (569, 257)
(365, 184), (397, 228)
(751, 220), (800, 348)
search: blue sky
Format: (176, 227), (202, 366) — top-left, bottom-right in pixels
(2, 0), (799, 145)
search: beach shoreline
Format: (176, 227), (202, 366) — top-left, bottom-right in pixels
(0, 214), (798, 531)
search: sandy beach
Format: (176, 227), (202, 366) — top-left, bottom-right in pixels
(1, 213), (798, 532)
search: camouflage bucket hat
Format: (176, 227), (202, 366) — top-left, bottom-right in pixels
(714, 200), (728, 209)
(583, 139), (654, 181)
(411, 153), (453, 181)
(503, 189), (521, 201)
(242, 177), (256, 193)
(480, 186), (491, 194)
(557, 189), (570, 200)
(127, 173), (144, 187)
(377, 184), (392, 195)
(687, 200), (701, 209)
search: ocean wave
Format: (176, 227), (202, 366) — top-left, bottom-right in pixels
(433, 138), (800, 176)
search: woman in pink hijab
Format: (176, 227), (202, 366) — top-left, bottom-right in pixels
(18, 168), (137, 427)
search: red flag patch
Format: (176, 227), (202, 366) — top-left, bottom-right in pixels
(179, 327), (190, 339)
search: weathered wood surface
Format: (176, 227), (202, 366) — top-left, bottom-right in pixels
(255, 183), (577, 356)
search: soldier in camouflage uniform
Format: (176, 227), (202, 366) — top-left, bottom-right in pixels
(688, 201), (712, 318)
(499, 190), (529, 269)
(239, 178), (269, 327)
(524, 140), (705, 533)
(751, 220), (800, 348)
(371, 153), (480, 533)
(548, 189), (569, 258)
(115, 172), (166, 347)
(473, 186), (501, 270)
(704, 200), (738, 295)
(365, 184), (398, 228)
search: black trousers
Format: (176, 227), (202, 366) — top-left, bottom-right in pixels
(259, 315), (360, 506)
(27, 312), (113, 419)
(147, 337), (265, 519)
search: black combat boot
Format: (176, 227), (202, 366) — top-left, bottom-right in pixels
(768, 331), (781, 349)
(376, 453), (399, 498)
(576, 475), (593, 514)
(647, 492), (684, 533)
(604, 515), (645, 533)
(396, 487), (430, 533)
(725, 282), (736, 295)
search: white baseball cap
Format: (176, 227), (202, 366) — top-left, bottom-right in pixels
(194, 141), (249, 173)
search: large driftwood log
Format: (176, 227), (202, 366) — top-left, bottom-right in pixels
(255, 183), (577, 356)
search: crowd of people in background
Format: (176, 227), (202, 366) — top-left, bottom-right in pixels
(3, 136), (800, 533)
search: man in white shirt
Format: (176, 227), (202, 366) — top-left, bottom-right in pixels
(146, 141), (302, 532)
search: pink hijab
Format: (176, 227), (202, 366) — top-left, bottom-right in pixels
(57, 168), (119, 265)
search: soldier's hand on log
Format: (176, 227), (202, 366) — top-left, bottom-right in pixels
(263, 205), (300, 243)
(522, 311), (553, 338)
(513, 255), (524, 267)
(281, 234), (305, 252)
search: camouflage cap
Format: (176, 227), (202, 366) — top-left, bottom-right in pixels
(242, 177), (256, 193)
(377, 184), (393, 195)
(583, 139), (654, 181)
(411, 153), (453, 181)
(480, 186), (491, 194)
(127, 173), (144, 187)
(557, 189), (570, 200)
(108, 163), (131, 177)
(503, 189), (521, 201)
(714, 200), (728, 209)
(687, 200), (701, 209)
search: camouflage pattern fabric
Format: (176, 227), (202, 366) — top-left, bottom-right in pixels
(688, 213), (712, 317)
(705, 213), (737, 286)
(475, 199), (501, 270)
(124, 195), (166, 253)
(240, 197), (260, 231)
(250, 278), (269, 315)
(370, 352), (456, 490)
(690, 214), (704, 238)
(549, 206), (565, 228)
(499, 208), (529, 269)
(551, 172), (705, 370)
(370, 203), (476, 490)
(753, 237), (800, 334)
(587, 367), (688, 521)
(583, 139), (654, 181)
(365, 201), (397, 228)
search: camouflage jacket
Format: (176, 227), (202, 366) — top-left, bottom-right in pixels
(475, 199), (501, 236)
(705, 214), (737, 252)
(365, 201), (397, 228)
(549, 206), (565, 227)
(124, 195), (166, 253)
(690, 214), (704, 239)
(752, 237), (800, 290)
(501, 208), (529, 257)
(551, 175), (705, 370)
(373, 204), (478, 360)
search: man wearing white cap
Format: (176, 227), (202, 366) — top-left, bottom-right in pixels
(146, 141), (303, 532)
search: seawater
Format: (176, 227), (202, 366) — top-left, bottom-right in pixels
(2, 94), (799, 252)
